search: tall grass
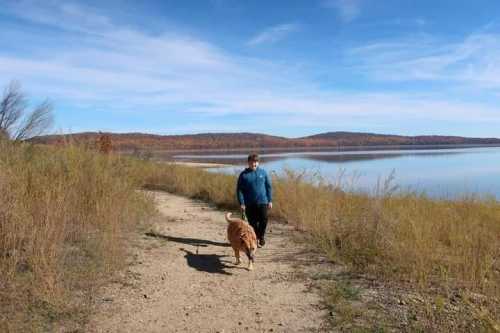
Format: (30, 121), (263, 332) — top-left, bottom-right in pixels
(143, 163), (237, 208)
(142, 163), (499, 317)
(0, 141), (154, 332)
(3, 141), (497, 329)
(275, 170), (500, 294)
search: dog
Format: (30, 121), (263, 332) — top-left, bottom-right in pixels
(225, 212), (257, 271)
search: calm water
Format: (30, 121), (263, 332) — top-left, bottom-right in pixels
(173, 146), (500, 199)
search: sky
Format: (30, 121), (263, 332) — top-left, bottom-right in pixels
(1, 0), (500, 138)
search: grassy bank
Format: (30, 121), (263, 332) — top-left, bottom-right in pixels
(2, 141), (498, 331)
(142, 162), (500, 329)
(0, 141), (154, 332)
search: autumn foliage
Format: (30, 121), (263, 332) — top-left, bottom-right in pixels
(31, 131), (500, 152)
(95, 132), (113, 154)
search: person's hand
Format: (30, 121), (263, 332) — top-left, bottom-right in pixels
(240, 204), (246, 212)
(268, 202), (273, 209)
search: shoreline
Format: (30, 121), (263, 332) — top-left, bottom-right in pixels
(163, 161), (233, 168)
(125, 143), (500, 155)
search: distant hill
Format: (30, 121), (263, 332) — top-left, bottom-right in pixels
(31, 132), (295, 150)
(299, 131), (500, 146)
(30, 131), (500, 151)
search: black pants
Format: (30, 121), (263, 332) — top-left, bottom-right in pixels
(245, 204), (268, 241)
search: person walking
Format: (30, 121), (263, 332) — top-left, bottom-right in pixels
(236, 153), (272, 247)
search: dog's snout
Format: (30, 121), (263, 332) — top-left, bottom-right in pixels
(244, 247), (256, 261)
(249, 248), (257, 260)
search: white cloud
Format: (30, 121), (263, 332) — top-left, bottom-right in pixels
(3, 0), (113, 34)
(1, 1), (500, 136)
(322, 0), (361, 23)
(348, 32), (500, 89)
(247, 23), (300, 46)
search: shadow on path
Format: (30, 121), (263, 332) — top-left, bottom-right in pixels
(180, 248), (232, 275)
(145, 232), (229, 247)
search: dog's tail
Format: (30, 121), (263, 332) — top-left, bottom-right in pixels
(225, 212), (239, 223)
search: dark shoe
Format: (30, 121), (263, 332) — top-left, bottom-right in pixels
(258, 238), (266, 247)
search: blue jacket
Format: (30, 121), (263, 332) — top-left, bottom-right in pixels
(237, 167), (272, 205)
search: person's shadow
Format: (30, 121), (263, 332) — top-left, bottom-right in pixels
(145, 232), (230, 248)
(180, 248), (233, 275)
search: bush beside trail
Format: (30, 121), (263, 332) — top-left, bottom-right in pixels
(0, 141), (154, 332)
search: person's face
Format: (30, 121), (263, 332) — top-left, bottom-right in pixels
(248, 159), (259, 170)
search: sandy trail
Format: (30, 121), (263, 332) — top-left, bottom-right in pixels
(88, 191), (329, 333)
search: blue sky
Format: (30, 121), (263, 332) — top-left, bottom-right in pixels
(1, 0), (500, 138)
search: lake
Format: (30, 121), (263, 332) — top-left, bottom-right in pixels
(172, 145), (500, 199)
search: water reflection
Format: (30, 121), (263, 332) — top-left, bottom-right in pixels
(171, 146), (500, 199)
(173, 147), (479, 164)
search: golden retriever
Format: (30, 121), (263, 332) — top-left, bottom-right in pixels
(225, 212), (257, 270)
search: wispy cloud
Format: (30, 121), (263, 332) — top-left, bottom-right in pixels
(322, 0), (361, 23)
(0, 2), (499, 136)
(348, 32), (500, 90)
(247, 23), (300, 46)
(4, 0), (113, 34)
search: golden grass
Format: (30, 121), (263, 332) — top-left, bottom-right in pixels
(142, 162), (236, 207)
(0, 141), (154, 332)
(2, 141), (498, 329)
(276, 172), (500, 290)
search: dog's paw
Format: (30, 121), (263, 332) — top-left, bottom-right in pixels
(235, 259), (241, 265)
(248, 262), (254, 271)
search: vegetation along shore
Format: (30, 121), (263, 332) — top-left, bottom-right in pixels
(1, 138), (499, 331)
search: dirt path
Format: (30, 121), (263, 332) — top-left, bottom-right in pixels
(88, 191), (330, 333)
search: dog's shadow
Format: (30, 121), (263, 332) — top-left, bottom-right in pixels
(180, 248), (234, 275)
(145, 232), (230, 248)
(145, 232), (245, 274)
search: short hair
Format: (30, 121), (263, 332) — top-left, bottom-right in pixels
(247, 153), (259, 162)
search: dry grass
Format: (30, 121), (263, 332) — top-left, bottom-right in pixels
(275, 172), (500, 296)
(140, 162), (500, 327)
(142, 162), (236, 208)
(0, 141), (154, 332)
(274, 169), (500, 329)
(3, 142), (497, 330)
